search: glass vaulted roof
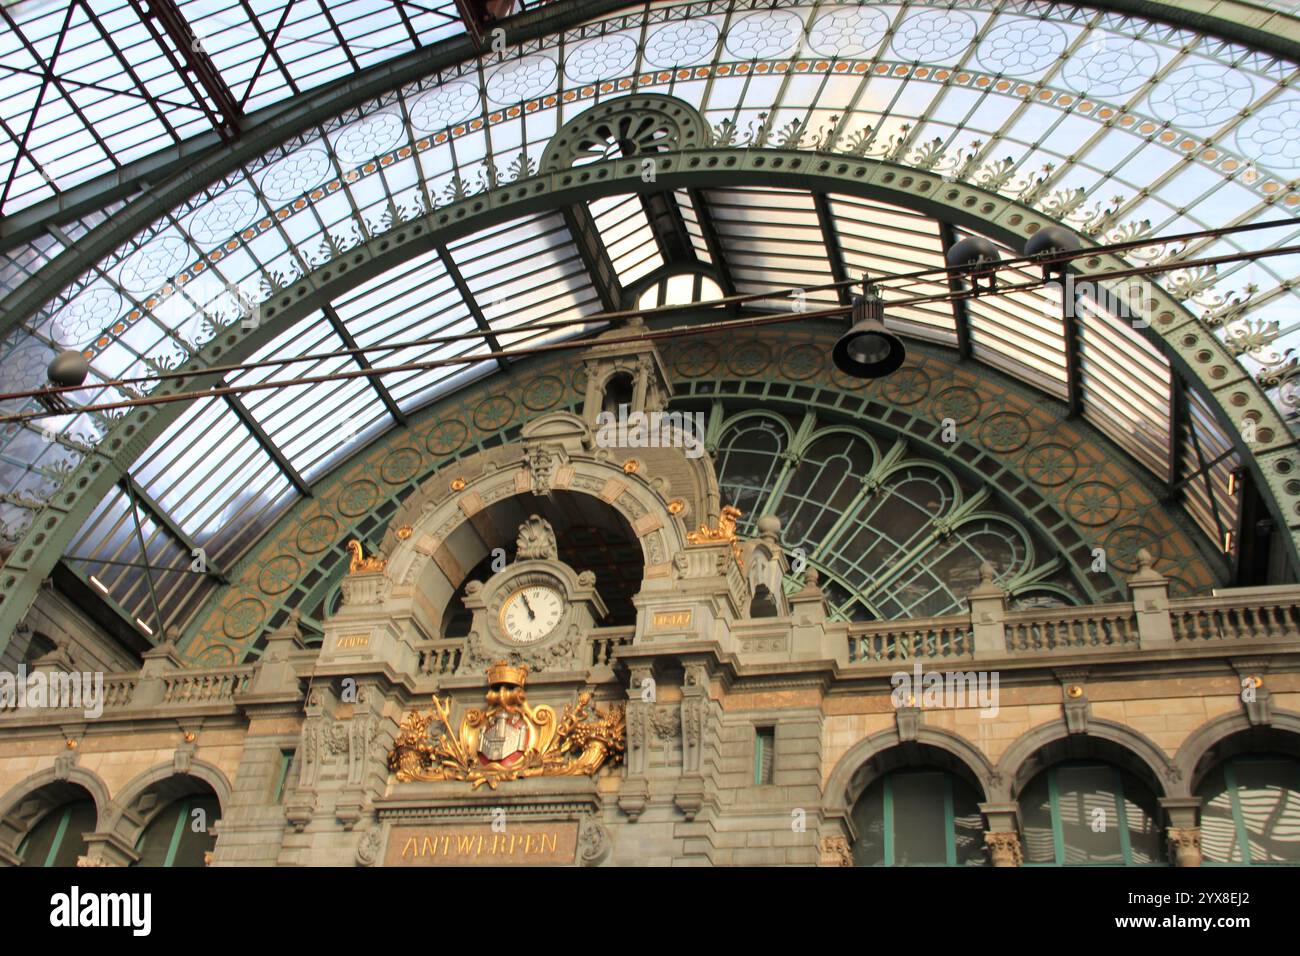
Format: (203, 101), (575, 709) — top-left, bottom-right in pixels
(0, 0), (474, 216)
(0, 0), (1293, 637)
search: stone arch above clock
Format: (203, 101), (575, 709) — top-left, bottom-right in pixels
(372, 410), (715, 644)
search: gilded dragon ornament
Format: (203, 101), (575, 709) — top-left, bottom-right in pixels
(388, 662), (625, 789)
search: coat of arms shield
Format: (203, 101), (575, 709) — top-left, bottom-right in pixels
(478, 712), (527, 766)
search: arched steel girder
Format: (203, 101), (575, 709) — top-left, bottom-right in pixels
(0, 153), (1295, 649)
(3, 0), (1300, 331)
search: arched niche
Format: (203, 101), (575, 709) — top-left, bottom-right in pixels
(0, 767), (109, 865)
(1173, 710), (1300, 794)
(374, 422), (696, 640)
(997, 719), (1177, 802)
(103, 763), (230, 867)
(823, 727), (998, 818)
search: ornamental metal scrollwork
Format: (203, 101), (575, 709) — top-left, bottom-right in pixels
(540, 94), (709, 171)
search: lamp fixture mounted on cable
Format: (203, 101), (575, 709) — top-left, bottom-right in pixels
(832, 278), (905, 379)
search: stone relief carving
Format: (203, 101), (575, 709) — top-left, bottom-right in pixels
(525, 445), (556, 495)
(577, 813), (612, 866)
(515, 514), (558, 561)
(356, 827), (383, 866)
(649, 706), (681, 741)
(459, 630), (497, 672)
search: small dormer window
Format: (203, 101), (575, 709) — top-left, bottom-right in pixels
(602, 372), (635, 416)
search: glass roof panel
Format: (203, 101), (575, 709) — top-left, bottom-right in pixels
(0, 0), (465, 216)
(225, 312), (391, 482)
(1077, 286), (1173, 476)
(332, 247), (487, 412)
(587, 194), (664, 286)
(958, 230), (1070, 398)
(130, 395), (297, 567)
(5, 0), (1293, 638)
(704, 186), (838, 309)
(831, 193), (956, 343)
(445, 211), (604, 351)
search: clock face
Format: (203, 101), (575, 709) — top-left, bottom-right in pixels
(499, 585), (565, 645)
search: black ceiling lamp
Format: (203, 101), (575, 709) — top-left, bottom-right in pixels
(945, 235), (1001, 294)
(38, 349), (90, 416)
(832, 278), (905, 379)
(1023, 225), (1082, 282)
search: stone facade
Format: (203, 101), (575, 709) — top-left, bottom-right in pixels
(1, 338), (1298, 867)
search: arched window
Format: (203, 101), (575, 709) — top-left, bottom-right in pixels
(1197, 754), (1300, 865)
(715, 415), (789, 530)
(779, 433), (873, 554)
(851, 768), (986, 866)
(823, 465), (956, 594)
(1020, 762), (1164, 865)
(875, 517), (1030, 619)
(711, 408), (1075, 621)
(18, 796), (96, 867)
(601, 372), (635, 416)
(133, 793), (221, 867)
(636, 273), (724, 310)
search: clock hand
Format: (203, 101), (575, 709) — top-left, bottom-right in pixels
(520, 594), (536, 619)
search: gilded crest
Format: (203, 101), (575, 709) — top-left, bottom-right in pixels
(388, 662), (625, 789)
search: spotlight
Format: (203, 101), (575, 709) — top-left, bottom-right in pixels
(47, 349), (89, 388)
(832, 281), (905, 379)
(946, 235), (1001, 293)
(37, 349), (90, 415)
(1023, 225), (1081, 282)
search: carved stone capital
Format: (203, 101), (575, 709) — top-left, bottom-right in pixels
(984, 830), (1023, 867)
(1167, 826), (1202, 867)
(820, 835), (852, 867)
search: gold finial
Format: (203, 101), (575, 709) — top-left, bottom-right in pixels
(486, 660), (530, 687)
(395, 525), (413, 541)
(667, 499), (685, 515)
(450, 477), (466, 491)
(623, 459), (640, 474)
(346, 539), (387, 574)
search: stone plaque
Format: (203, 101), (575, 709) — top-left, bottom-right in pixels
(652, 610), (692, 629)
(385, 822), (579, 866)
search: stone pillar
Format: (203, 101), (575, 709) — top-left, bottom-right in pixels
(968, 563), (1007, 658)
(125, 635), (185, 707)
(618, 662), (653, 821)
(1161, 797), (1202, 867)
(788, 569), (846, 665)
(1129, 549), (1173, 648)
(210, 616), (307, 866)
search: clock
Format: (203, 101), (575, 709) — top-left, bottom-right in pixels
(499, 584), (565, 645)
(457, 518), (608, 673)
